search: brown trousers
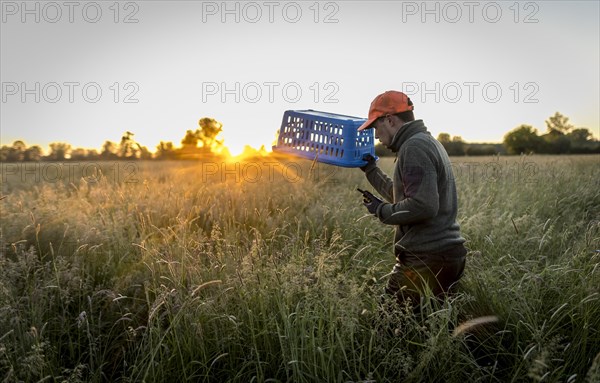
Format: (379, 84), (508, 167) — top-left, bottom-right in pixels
(386, 244), (467, 307)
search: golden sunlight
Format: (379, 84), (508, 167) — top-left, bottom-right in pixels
(220, 130), (274, 160)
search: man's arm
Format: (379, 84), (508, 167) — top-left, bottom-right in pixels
(375, 146), (439, 225)
(363, 161), (394, 203)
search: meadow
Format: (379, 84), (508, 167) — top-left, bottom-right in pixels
(0, 155), (599, 382)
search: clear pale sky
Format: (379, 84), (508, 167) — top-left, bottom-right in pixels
(1, 0), (599, 155)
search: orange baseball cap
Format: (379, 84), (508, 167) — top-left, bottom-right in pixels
(357, 91), (414, 131)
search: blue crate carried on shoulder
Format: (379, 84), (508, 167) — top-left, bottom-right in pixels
(272, 110), (376, 168)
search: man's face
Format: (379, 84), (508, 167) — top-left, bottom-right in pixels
(372, 116), (396, 147)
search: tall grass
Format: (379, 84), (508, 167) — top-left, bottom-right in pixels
(1, 155), (598, 382)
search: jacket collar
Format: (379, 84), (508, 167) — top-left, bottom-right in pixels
(388, 119), (428, 152)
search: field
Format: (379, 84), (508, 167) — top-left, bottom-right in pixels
(1, 155), (599, 382)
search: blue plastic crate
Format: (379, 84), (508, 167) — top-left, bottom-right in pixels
(272, 110), (376, 168)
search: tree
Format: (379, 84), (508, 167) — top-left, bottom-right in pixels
(48, 142), (72, 161)
(567, 128), (592, 143)
(12, 140), (26, 151)
(138, 145), (152, 160)
(181, 130), (199, 148)
(450, 136), (466, 156)
(156, 141), (177, 160)
(86, 149), (100, 160)
(0, 146), (9, 161)
(465, 144), (500, 156)
(541, 130), (570, 154)
(101, 141), (119, 160)
(567, 128), (600, 154)
(24, 146), (43, 161)
(545, 112), (574, 134)
(437, 133), (465, 156)
(437, 133), (451, 144)
(70, 148), (89, 161)
(119, 131), (142, 158)
(179, 118), (225, 158)
(0, 141), (27, 161)
(10, 140), (27, 161)
(540, 112), (579, 154)
(503, 125), (543, 154)
(179, 130), (202, 159)
(197, 118), (224, 153)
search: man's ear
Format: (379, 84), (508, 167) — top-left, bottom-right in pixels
(391, 114), (404, 126)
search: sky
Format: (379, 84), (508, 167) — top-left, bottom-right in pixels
(1, 0), (599, 155)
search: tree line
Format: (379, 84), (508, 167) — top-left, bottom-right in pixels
(2, 113), (598, 162)
(501, 112), (598, 155)
(375, 112), (599, 156)
(1, 118), (231, 162)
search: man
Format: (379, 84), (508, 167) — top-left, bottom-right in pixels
(358, 90), (466, 308)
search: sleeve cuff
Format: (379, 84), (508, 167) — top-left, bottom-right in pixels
(375, 202), (389, 221)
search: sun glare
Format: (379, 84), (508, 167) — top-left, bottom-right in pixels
(221, 134), (273, 159)
(223, 141), (247, 157)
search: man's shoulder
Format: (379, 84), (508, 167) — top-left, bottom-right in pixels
(398, 133), (447, 169)
(400, 132), (436, 153)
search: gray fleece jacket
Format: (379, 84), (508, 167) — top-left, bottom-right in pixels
(364, 119), (465, 255)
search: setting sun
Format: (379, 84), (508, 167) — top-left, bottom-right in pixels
(220, 135), (251, 157)
(219, 126), (275, 159)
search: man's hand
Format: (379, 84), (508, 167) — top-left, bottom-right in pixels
(360, 154), (377, 172)
(357, 188), (384, 215)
